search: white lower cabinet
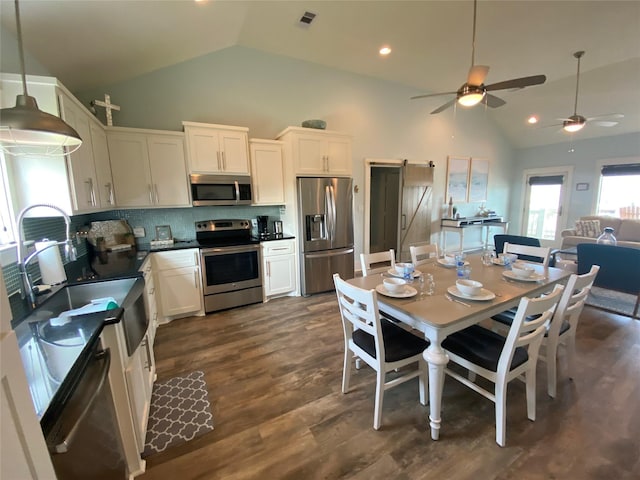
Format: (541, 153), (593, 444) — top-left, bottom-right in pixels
(125, 333), (156, 453)
(154, 249), (204, 321)
(262, 239), (297, 299)
(140, 257), (158, 346)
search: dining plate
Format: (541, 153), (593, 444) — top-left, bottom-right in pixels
(437, 258), (469, 268)
(387, 268), (422, 278)
(503, 270), (545, 282)
(447, 285), (496, 301)
(376, 284), (417, 298)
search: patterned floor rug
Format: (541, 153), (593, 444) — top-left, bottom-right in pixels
(586, 286), (639, 319)
(143, 370), (214, 457)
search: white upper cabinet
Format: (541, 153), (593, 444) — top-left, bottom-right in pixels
(277, 127), (352, 176)
(183, 121), (250, 175)
(249, 139), (285, 205)
(0, 74), (114, 215)
(107, 127), (190, 208)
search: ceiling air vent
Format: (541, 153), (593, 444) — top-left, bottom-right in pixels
(299, 11), (316, 25)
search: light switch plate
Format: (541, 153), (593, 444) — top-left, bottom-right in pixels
(133, 227), (145, 238)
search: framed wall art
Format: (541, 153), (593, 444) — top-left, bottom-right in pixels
(446, 156), (470, 203)
(468, 157), (489, 202)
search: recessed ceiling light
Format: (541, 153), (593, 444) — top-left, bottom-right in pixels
(527, 115), (538, 124)
(379, 46), (391, 56)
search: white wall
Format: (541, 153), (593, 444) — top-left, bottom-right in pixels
(510, 132), (640, 234)
(74, 46), (515, 256)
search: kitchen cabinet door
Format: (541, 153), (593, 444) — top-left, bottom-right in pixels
(157, 266), (203, 317)
(183, 121), (250, 175)
(147, 134), (190, 207)
(107, 128), (190, 208)
(262, 239), (297, 299)
(154, 249), (203, 320)
(124, 333), (155, 453)
(91, 122), (116, 207)
(107, 131), (154, 207)
(250, 139), (285, 205)
(277, 127), (353, 176)
(219, 130), (250, 174)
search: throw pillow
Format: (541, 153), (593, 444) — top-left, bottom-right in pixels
(575, 219), (601, 238)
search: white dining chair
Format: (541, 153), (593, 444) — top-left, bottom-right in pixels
(409, 243), (439, 267)
(442, 287), (562, 446)
(503, 242), (552, 267)
(333, 273), (428, 430)
(360, 249), (395, 277)
(542, 265), (599, 398)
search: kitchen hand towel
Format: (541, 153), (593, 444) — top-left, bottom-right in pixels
(35, 239), (67, 285)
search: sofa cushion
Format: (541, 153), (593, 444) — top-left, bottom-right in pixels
(575, 219), (600, 238)
(617, 219), (640, 242)
(580, 215), (622, 232)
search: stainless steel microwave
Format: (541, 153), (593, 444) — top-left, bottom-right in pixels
(190, 174), (253, 206)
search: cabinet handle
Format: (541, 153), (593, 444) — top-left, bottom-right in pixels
(148, 184), (153, 204)
(216, 151), (221, 170)
(272, 247), (288, 251)
(84, 178), (94, 206)
(194, 267), (200, 289)
(266, 260), (270, 277)
(154, 184), (159, 204)
(221, 151), (226, 171)
(143, 337), (152, 370)
(105, 182), (114, 205)
(324, 155), (329, 172)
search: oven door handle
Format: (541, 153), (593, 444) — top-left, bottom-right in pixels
(200, 244), (260, 255)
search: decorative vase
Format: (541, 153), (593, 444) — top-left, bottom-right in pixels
(596, 227), (617, 245)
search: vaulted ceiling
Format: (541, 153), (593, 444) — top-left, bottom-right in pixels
(2, 0), (639, 149)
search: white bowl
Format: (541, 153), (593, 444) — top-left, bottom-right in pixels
(511, 264), (535, 278)
(383, 277), (407, 293)
(443, 254), (456, 265)
(394, 262), (414, 275)
(456, 279), (483, 296)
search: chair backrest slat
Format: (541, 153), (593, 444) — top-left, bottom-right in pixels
(410, 244), (439, 267)
(503, 242), (551, 267)
(360, 249), (395, 276)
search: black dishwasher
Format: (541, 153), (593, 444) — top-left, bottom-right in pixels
(44, 341), (127, 480)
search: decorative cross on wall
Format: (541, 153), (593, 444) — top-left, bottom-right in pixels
(91, 94), (120, 126)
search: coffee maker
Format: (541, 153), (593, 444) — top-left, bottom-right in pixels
(256, 216), (269, 238)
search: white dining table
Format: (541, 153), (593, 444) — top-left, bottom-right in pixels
(347, 254), (572, 441)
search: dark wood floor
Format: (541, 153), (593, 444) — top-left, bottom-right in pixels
(138, 293), (640, 480)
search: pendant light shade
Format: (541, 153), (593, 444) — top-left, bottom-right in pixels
(0, 0), (82, 156)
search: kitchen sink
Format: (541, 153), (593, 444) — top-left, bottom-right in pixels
(26, 277), (140, 323)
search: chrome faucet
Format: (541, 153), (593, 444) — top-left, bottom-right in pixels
(16, 203), (77, 307)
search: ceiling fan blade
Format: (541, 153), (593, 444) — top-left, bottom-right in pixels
(485, 74), (547, 92)
(431, 99), (457, 114)
(593, 120), (620, 127)
(467, 65), (489, 86)
(484, 94), (506, 108)
(410, 91), (456, 100)
(586, 113), (624, 121)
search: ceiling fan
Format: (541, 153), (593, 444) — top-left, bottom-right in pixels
(553, 50), (624, 133)
(411, 0), (546, 114)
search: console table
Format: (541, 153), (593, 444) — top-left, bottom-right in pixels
(440, 216), (508, 253)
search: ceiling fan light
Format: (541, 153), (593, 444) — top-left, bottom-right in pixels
(563, 122), (585, 133)
(457, 85), (486, 107)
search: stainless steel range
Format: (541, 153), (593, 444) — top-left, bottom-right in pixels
(196, 219), (263, 313)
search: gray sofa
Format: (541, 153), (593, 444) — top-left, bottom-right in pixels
(561, 215), (640, 250)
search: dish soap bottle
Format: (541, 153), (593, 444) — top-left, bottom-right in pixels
(597, 227), (617, 245)
(447, 197), (454, 218)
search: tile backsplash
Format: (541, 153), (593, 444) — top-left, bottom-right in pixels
(2, 205), (283, 295)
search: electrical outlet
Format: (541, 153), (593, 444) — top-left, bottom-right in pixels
(133, 227), (145, 238)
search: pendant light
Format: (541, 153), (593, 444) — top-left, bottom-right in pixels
(0, 0), (82, 156)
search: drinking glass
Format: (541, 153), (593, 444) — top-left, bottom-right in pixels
(481, 249), (496, 266)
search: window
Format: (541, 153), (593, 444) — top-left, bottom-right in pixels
(0, 153), (15, 245)
(597, 163), (640, 218)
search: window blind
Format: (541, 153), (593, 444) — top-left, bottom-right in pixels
(601, 164), (640, 176)
(528, 175), (564, 186)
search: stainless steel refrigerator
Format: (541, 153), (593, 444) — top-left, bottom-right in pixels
(298, 177), (354, 296)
